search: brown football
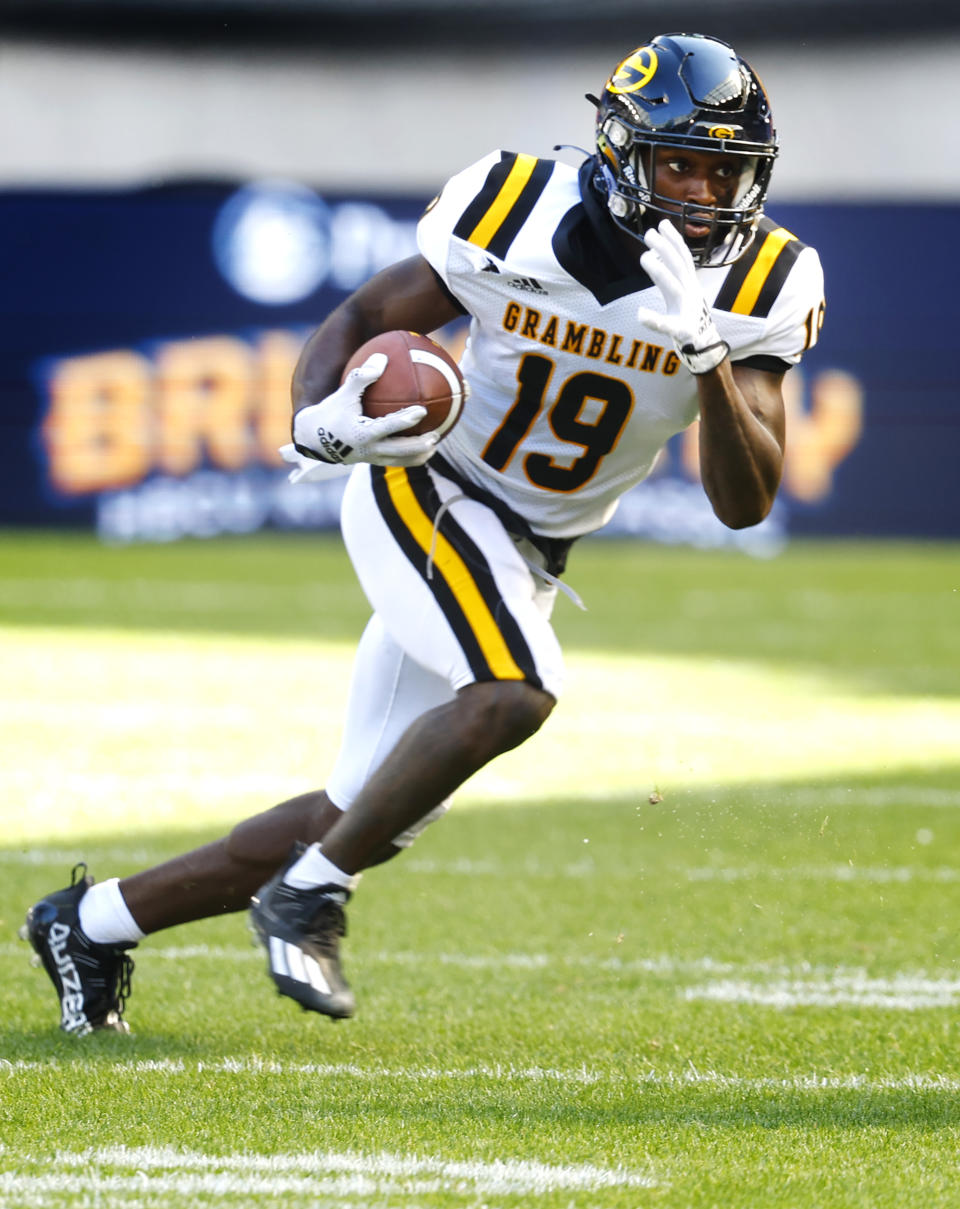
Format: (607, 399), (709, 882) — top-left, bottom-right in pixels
(341, 330), (466, 438)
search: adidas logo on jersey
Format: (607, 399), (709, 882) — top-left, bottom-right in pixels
(507, 275), (548, 296)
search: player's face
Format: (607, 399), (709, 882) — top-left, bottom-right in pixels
(648, 146), (743, 242)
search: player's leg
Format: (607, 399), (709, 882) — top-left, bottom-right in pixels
(115, 790), (354, 935)
(295, 463), (564, 871)
(20, 614), (457, 1033)
(103, 608), (453, 936)
(24, 462), (564, 1030)
(18, 792), (355, 1035)
(250, 462), (563, 1017)
(305, 460), (564, 869)
(249, 678), (552, 1019)
(319, 678), (551, 874)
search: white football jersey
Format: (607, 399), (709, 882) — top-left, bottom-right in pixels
(418, 149), (825, 539)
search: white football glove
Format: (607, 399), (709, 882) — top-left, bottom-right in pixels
(279, 443), (352, 485)
(635, 219), (730, 375)
(292, 353), (440, 468)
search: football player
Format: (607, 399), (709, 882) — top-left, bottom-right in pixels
(23, 32), (824, 1032)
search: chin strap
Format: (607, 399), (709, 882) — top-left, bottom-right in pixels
(552, 143), (593, 157)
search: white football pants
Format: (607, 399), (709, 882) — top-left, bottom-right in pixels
(325, 461), (565, 846)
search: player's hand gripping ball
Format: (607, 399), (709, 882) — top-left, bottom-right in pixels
(341, 330), (467, 439)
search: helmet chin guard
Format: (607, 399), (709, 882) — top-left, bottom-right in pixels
(592, 33), (778, 266)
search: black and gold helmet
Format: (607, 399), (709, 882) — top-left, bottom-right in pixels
(592, 33), (778, 265)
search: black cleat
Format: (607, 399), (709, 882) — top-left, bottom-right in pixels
(20, 863), (136, 1036)
(249, 845), (355, 1019)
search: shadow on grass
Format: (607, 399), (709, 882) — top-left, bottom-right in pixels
(2, 530), (958, 697)
(5, 760), (960, 897)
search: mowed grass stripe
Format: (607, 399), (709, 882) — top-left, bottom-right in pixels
(0, 576), (334, 614)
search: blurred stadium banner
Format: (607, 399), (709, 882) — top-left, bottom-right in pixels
(2, 0), (957, 43)
(1, 179), (954, 551)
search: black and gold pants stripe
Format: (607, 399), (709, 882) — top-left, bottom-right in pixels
(369, 465), (544, 690)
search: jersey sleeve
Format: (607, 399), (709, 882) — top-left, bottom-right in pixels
(416, 150), (505, 302)
(712, 223), (826, 367)
(748, 246), (825, 365)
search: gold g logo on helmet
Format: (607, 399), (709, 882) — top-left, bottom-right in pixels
(606, 47), (659, 94)
(708, 125), (737, 139)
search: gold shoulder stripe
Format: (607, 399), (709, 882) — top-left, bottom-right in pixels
(467, 153), (539, 249)
(728, 227), (797, 315)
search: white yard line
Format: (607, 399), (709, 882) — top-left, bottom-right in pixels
(682, 976), (960, 1010)
(7, 938), (960, 1000)
(0, 942), (936, 978)
(683, 864), (960, 883)
(773, 785), (960, 809)
(6, 845), (960, 883)
(1, 1059), (957, 1094)
(7, 936), (960, 1010)
(402, 856), (960, 880)
(0, 1145), (656, 1199)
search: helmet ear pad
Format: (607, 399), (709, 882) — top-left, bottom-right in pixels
(595, 109), (651, 233)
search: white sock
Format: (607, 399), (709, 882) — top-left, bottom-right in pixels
(78, 878), (146, 945)
(283, 843), (358, 892)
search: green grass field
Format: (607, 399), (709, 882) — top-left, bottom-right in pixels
(1, 530), (958, 1207)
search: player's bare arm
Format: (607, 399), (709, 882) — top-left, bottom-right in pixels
(287, 255), (461, 469)
(694, 361), (786, 529)
(292, 255), (460, 410)
(635, 215), (789, 529)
